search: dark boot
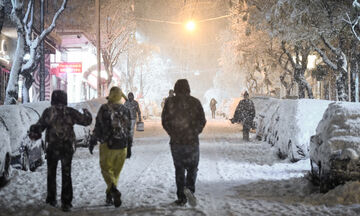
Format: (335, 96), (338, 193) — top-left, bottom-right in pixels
(46, 198), (57, 207)
(110, 184), (122, 208)
(61, 203), (72, 212)
(174, 198), (187, 206)
(106, 192), (113, 205)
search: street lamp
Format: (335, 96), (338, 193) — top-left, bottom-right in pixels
(185, 20), (196, 32)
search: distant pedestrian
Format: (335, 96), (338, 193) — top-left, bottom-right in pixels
(162, 79), (206, 206)
(231, 91), (255, 141)
(29, 90), (92, 212)
(124, 92), (142, 139)
(89, 87), (132, 208)
(209, 98), (217, 119)
(161, 89), (175, 109)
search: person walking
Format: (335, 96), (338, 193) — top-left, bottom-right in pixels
(231, 91), (255, 141)
(89, 87), (132, 208)
(161, 89), (175, 109)
(161, 79), (206, 206)
(124, 92), (142, 139)
(29, 90), (92, 212)
(209, 98), (217, 119)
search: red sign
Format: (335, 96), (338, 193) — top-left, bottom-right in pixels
(51, 62), (82, 75)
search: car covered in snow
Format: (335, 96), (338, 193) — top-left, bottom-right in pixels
(0, 117), (11, 186)
(0, 104), (46, 172)
(310, 102), (360, 192)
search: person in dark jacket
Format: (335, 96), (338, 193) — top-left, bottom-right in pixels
(209, 98), (217, 119)
(231, 91), (255, 141)
(89, 86), (132, 208)
(29, 90), (92, 212)
(161, 89), (175, 109)
(161, 79), (206, 206)
(124, 92), (141, 139)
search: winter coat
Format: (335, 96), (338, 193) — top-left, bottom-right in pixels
(124, 100), (141, 120)
(92, 87), (132, 149)
(161, 80), (206, 145)
(210, 99), (217, 111)
(30, 90), (92, 154)
(233, 98), (255, 130)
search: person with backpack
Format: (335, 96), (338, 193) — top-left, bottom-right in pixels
(161, 79), (206, 206)
(28, 90), (92, 212)
(124, 92), (141, 139)
(89, 86), (132, 208)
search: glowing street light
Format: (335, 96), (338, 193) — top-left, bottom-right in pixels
(185, 20), (196, 32)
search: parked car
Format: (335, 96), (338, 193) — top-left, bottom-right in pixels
(0, 104), (46, 172)
(0, 117), (11, 187)
(310, 102), (360, 192)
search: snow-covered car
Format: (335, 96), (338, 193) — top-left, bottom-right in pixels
(0, 104), (45, 171)
(310, 102), (360, 192)
(0, 118), (11, 186)
(69, 98), (105, 147)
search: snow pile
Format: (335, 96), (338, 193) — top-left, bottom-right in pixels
(254, 97), (331, 161)
(309, 181), (360, 205)
(310, 102), (360, 182)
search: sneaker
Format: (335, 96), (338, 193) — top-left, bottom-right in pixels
(174, 198), (187, 206)
(184, 188), (197, 207)
(61, 203), (72, 212)
(106, 192), (113, 205)
(110, 184), (122, 208)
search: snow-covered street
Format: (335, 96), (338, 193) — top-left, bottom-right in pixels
(1, 119), (360, 216)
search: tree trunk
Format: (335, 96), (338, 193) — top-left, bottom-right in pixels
(22, 73), (34, 103)
(294, 67), (314, 99)
(350, 41), (359, 102)
(5, 34), (25, 104)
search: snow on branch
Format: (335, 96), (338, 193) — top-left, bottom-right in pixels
(37, 0), (67, 44)
(21, 0), (67, 73)
(311, 42), (337, 70)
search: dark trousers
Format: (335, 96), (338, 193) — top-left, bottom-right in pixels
(46, 147), (73, 205)
(211, 110), (215, 119)
(170, 144), (199, 200)
(243, 128), (249, 141)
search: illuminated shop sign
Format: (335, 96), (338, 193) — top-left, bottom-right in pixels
(51, 62), (82, 75)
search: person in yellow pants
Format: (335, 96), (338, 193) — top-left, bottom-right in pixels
(99, 143), (127, 196)
(89, 87), (132, 207)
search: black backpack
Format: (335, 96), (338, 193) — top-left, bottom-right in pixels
(106, 104), (128, 149)
(49, 106), (73, 141)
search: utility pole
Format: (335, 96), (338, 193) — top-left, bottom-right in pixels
(96, 0), (101, 97)
(39, 0), (45, 100)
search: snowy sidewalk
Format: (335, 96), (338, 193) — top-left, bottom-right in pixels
(1, 119), (360, 216)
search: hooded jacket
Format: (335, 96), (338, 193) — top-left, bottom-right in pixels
(161, 79), (206, 145)
(30, 90), (92, 151)
(92, 87), (132, 148)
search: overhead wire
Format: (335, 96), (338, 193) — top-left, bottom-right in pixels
(135, 14), (232, 25)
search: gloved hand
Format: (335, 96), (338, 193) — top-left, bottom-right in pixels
(127, 145), (132, 159)
(83, 108), (91, 116)
(29, 125), (42, 140)
(230, 118), (235, 124)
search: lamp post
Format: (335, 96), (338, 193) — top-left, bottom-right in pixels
(96, 0), (101, 97)
(39, 0), (45, 101)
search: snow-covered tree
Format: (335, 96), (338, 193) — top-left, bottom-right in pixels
(87, 0), (135, 90)
(5, 0), (67, 104)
